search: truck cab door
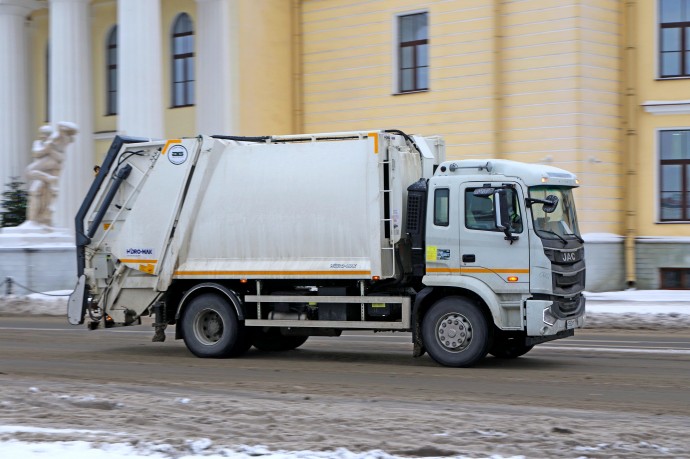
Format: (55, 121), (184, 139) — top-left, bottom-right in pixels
(458, 182), (530, 292)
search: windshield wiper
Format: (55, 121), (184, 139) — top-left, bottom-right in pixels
(534, 228), (567, 246)
(565, 232), (584, 243)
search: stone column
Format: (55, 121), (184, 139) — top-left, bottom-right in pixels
(117, 0), (164, 138)
(0, 1), (36, 188)
(195, 0), (239, 134)
(48, 0), (94, 231)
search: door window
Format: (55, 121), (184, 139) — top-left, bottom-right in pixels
(465, 188), (523, 233)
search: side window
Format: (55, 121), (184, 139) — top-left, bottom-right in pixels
(465, 188), (523, 233)
(434, 188), (449, 226)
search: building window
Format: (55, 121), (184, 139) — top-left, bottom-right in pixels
(659, 130), (690, 221)
(660, 268), (690, 288)
(434, 188), (449, 226)
(106, 26), (117, 115)
(659, 0), (690, 77)
(398, 12), (428, 92)
(45, 45), (49, 122)
(171, 13), (194, 107)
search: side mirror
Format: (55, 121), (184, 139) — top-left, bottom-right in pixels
(542, 195), (559, 214)
(494, 189), (519, 244)
(526, 195), (559, 214)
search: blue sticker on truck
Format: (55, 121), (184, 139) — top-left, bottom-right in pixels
(437, 249), (450, 260)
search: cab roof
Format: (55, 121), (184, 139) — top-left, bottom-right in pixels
(434, 159), (579, 187)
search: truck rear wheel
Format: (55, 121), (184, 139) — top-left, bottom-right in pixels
(421, 296), (491, 367)
(181, 293), (251, 358)
(252, 328), (309, 352)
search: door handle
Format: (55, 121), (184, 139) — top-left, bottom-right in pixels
(462, 254), (476, 263)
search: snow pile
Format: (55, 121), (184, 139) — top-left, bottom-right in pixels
(584, 290), (690, 330)
(0, 437), (526, 459)
(0, 291), (70, 316)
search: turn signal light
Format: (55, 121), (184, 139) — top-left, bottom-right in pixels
(507, 276), (518, 282)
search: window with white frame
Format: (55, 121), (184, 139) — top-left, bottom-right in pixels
(659, 130), (690, 221)
(397, 12), (428, 92)
(659, 0), (690, 77)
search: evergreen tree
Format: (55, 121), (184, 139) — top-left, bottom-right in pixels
(0, 178), (27, 227)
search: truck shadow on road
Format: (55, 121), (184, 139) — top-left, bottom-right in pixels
(104, 342), (570, 371)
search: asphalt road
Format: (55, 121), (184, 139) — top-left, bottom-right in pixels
(1, 316), (689, 418)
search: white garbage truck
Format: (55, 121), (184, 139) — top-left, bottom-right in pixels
(68, 130), (586, 367)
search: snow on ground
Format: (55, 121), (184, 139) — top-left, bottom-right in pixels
(2, 434), (499, 459)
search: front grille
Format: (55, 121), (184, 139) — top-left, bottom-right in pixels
(554, 295), (583, 317)
(543, 244), (586, 296)
(544, 247), (584, 265)
(552, 267), (585, 296)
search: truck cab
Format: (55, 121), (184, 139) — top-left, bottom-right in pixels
(407, 159), (585, 365)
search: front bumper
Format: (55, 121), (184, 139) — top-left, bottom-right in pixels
(525, 297), (585, 337)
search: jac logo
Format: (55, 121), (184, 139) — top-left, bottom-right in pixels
(561, 252), (577, 262)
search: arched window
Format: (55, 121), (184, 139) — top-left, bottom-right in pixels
(106, 26), (117, 115)
(171, 13), (194, 107)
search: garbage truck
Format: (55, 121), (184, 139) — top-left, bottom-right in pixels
(68, 130), (586, 367)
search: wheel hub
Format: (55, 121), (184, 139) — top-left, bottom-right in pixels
(436, 313), (472, 352)
(194, 309), (224, 345)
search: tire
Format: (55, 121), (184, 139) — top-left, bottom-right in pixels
(181, 293), (250, 358)
(252, 328), (309, 352)
(421, 296), (491, 367)
(489, 331), (533, 359)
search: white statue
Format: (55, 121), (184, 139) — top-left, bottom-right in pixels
(25, 122), (78, 227)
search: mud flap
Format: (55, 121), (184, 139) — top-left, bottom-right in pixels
(67, 275), (87, 325)
(412, 311), (426, 357)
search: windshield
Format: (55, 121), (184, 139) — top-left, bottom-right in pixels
(529, 186), (581, 241)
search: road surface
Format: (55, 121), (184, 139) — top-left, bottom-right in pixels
(1, 316), (689, 458)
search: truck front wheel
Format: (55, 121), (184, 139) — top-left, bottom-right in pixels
(181, 293), (251, 358)
(421, 296), (491, 367)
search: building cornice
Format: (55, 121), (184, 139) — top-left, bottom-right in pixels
(641, 100), (690, 115)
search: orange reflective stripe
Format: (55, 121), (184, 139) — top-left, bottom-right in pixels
(162, 139), (182, 155)
(174, 270), (372, 277)
(426, 267), (529, 274)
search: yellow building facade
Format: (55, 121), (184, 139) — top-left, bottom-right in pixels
(9, 0), (690, 290)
